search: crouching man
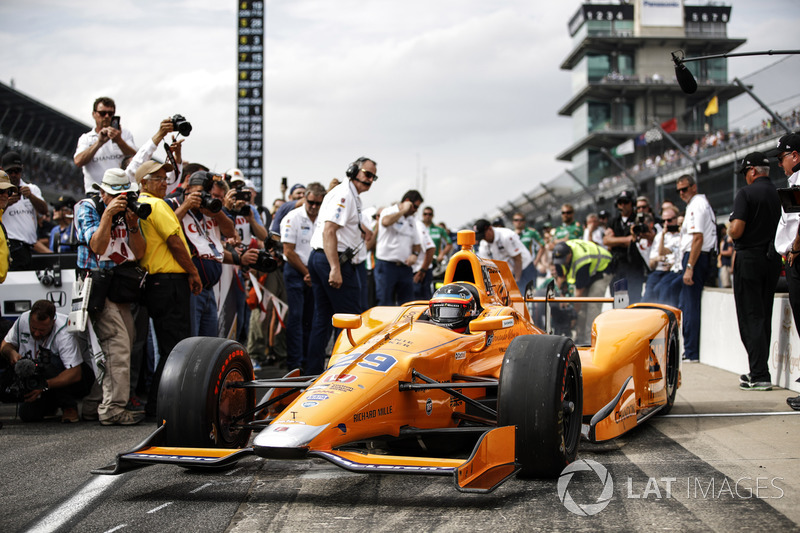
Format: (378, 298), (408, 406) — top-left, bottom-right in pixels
(1, 300), (93, 423)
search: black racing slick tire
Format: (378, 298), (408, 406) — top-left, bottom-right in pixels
(661, 319), (680, 415)
(157, 337), (255, 448)
(498, 334), (583, 478)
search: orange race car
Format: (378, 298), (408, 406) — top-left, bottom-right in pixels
(95, 230), (681, 493)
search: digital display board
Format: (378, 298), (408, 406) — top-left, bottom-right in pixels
(237, 1), (264, 193)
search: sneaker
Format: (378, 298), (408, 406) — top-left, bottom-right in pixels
(61, 407), (79, 423)
(682, 357), (699, 364)
(126, 396), (146, 412)
(251, 358), (262, 372)
(739, 381), (772, 391)
(740, 374), (751, 384)
(787, 395), (800, 411)
(100, 409), (145, 426)
(82, 411), (99, 422)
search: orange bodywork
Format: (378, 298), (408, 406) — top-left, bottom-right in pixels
(105, 230), (680, 491)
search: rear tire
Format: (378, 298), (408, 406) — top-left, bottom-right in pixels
(157, 337), (255, 448)
(498, 334), (583, 478)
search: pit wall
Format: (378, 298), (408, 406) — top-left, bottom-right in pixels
(699, 288), (800, 393)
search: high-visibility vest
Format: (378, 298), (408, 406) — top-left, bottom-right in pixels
(564, 239), (613, 285)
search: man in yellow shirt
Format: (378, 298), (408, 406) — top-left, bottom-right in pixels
(134, 160), (201, 417)
(0, 170), (17, 283)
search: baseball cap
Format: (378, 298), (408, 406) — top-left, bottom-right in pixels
(0, 170), (17, 193)
(598, 209), (609, 219)
(492, 217), (504, 227)
(473, 219), (491, 241)
(776, 133), (800, 155)
(52, 196), (76, 210)
(94, 168), (138, 195)
(188, 170), (214, 189)
(244, 179), (256, 190)
(1, 151), (22, 171)
(226, 168), (245, 180)
(134, 160), (174, 184)
(739, 151), (769, 174)
(552, 242), (572, 265)
(616, 190), (634, 204)
(290, 183), (305, 195)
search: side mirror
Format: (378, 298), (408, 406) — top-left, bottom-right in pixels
(332, 313), (362, 346)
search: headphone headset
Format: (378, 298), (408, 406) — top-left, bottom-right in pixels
(346, 157), (370, 180)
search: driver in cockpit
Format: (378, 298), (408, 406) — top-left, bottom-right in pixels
(427, 282), (482, 334)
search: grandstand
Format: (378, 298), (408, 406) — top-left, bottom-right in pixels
(0, 81), (88, 203)
(485, 1), (800, 227)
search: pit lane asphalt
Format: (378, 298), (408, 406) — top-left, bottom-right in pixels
(2, 363), (799, 533)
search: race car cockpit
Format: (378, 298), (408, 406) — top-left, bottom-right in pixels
(428, 282), (482, 333)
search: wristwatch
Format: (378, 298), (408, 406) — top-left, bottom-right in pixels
(686, 264), (693, 270)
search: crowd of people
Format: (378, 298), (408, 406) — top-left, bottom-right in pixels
(1, 96), (799, 427)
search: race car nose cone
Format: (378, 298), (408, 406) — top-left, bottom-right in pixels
(253, 423), (329, 457)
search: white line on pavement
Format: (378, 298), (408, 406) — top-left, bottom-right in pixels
(190, 483), (214, 494)
(25, 475), (120, 533)
(147, 502), (173, 514)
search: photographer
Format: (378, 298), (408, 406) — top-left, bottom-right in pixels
(75, 168), (147, 425)
(1, 300), (92, 423)
(170, 170), (241, 336)
(603, 190), (653, 304)
(643, 206), (682, 307)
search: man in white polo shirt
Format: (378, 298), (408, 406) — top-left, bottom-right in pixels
(375, 189), (423, 305)
(676, 174), (717, 362)
(305, 157), (376, 374)
(473, 218), (536, 294)
(281, 182), (325, 371)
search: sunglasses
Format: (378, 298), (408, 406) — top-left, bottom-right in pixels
(423, 212), (433, 217)
(107, 182), (132, 191)
(676, 186), (690, 194)
(778, 152), (792, 163)
(306, 200), (322, 207)
(145, 176), (167, 183)
(0, 189), (11, 196)
(5, 168), (21, 174)
(561, 211), (573, 215)
(95, 110), (115, 117)
(663, 217), (676, 223)
(361, 170), (378, 181)
(513, 218), (524, 222)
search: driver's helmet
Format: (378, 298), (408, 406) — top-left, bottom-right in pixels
(429, 283), (480, 332)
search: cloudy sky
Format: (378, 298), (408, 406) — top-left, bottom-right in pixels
(1, 0), (799, 228)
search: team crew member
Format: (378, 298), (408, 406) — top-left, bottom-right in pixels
(306, 157), (377, 374)
(676, 174), (717, 362)
(412, 217), (436, 300)
(551, 240), (614, 345)
(375, 190), (423, 305)
(728, 152), (781, 391)
(0, 171), (17, 283)
(135, 160), (202, 417)
(74, 168), (147, 425)
(281, 182), (325, 371)
(473, 218), (536, 294)
(773, 134), (800, 409)
(1, 300), (92, 423)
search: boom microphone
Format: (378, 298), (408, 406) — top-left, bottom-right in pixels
(15, 358), (36, 378)
(672, 52), (697, 94)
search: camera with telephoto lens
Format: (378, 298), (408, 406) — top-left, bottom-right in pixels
(171, 114), (192, 136)
(632, 213), (647, 235)
(199, 191), (222, 213)
(121, 191), (152, 220)
(0, 358), (48, 403)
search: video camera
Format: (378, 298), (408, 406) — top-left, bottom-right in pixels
(632, 213), (648, 235)
(0, 358), (48, 403)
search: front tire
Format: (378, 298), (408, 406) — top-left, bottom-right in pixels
(661, 319), (680, 415)
(157, 337), (255, 448)
(498, 334), (583, 478)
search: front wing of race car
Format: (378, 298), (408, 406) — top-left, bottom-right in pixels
(95, 423), (519, 493)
